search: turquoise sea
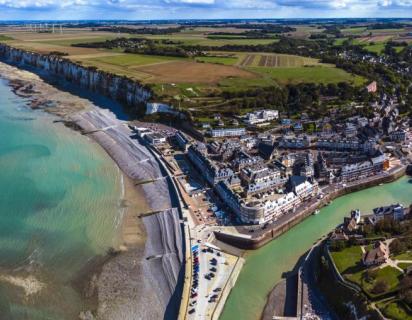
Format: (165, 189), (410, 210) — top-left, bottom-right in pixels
(0, 79), (122, 319)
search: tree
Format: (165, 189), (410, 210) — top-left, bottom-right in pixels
(372, 279), (389, 294)
(330, 240), (346, 252)
(390, 238), (407, 256)
(399, 276), (412, 305)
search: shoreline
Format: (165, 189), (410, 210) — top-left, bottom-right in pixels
(0, 60), (180, 319)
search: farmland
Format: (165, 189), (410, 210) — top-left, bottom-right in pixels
(249, 65), (365, 85)
(335, 24), (412, 54)
(136, 60), (256, 84)
(239, 53), (320, 68)
(143, 33), (279, 46)
(0, 24), (373, 125)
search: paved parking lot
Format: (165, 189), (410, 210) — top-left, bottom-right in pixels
(186, 232), (238, 319)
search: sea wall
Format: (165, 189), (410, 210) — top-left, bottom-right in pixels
(215, 167), (406, 250)
(0, 44), (152, 109)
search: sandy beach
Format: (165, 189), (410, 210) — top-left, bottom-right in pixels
(0, 60), (183, 319)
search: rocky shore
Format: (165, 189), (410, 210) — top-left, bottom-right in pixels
(0, 61), (183, 319)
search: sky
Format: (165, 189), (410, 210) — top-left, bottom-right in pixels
(0, 0), (411, 20)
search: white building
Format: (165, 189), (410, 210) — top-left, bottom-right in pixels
(243, 109), (279, 125)
(209, 128), (246, 138)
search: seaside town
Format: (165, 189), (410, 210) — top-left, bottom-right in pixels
(134, 79), (412, 319)
(0, 16), (411, 320)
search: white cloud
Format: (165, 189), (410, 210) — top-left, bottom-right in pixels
(0, 0), (410, 18)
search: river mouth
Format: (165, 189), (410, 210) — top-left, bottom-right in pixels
(0, 78), (124, 319)
(220, 176), (412, 320)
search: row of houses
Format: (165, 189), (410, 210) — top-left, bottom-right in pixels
(340, 151), (388, 182)
(216, 176), (318, 224)
(316, 137), (377, 153)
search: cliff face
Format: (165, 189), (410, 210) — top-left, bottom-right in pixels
(0, 44), (152, 108)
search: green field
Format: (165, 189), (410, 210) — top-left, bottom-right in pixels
(249, 65), (365, 85)
(84, 53), (181, 67)
(363, 43), (386, 54)
(145, 34), (278, 46)
(36, 36), (122, 47)
(398, 263), (412, 271)
(334, 38), (348, 46)
(76, 53), (185, 80)
(378, 301), (412, 320)
(331, 246), (402, 298)
(341, 27), (367, 34)
(345, 265), (402, 298)
(331, 245), (363, 273)
(394, 252), (412, 261)
(0, 35), (13, 41)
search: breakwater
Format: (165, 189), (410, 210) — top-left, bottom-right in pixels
(215, 166), (406, 250)
(0, 44), (152, 110)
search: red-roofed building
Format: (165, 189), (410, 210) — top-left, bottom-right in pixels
(366, 81), (377, 93)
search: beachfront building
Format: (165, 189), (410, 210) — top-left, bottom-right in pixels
(145, 132), (167, 145)
(187, 143), (234, 185)
(340, 152), (386, 182)
(208, 128), (246, 138)
(215, 176), (318, 224)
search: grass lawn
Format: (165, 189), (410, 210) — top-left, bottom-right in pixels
(330, 245), (364, 274)
(37, 36), (120, 47)
(378, 301), (412, 320)
(398, 263), (412, 271)
(394, 252), (412, 261)
(346, 266), (402, 298)
(363, 43), (386, 54)
(249, 65), (366, 86)
(195, 56), (239, 65)
(0, 35), (13, 41)
(331, 246), (402, 298)
(334, 38), (348, 46)
(366, 266), (402, 293)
